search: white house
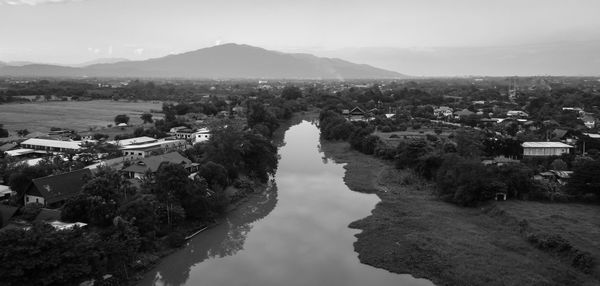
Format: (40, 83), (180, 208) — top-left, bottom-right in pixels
(193, 128), (211, 143)
(20, 138), (82, 153)
(121, 139), (187, 160)
(522, 142), (573, 157)
(507, 110), (529, 118)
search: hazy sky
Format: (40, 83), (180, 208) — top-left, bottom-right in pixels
(1, 0), (599, 74)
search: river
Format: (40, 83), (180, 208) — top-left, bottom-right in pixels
(138, 120), (434, 286)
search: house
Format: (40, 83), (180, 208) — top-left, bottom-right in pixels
(24, 169), (92, 208)
(0, 184), (11, 201)
(169, 126), (189, 133)
(522, 142), (573, 157)
(193, 128), (211, 143)
(454, 109), (475, 119)
(112, 136), (157, 147)
(20, 138), (82, 153)
(581, 115), (596, 129)
(551, 129), (579, 144)
(506, 110), (529, 118)
(120, 139), (187, 160)
(347, 107), (368, 122)
(434, 106), (453, 118)
(121, 152), (199, 179)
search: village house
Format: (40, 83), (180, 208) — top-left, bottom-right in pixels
(24, 169), (92, 208)
(346, 106), (368, 122)
(521, 142), (573, 157)
(20, 138), (82, 153)
(121, 152), (199, 179)
(454, 108), (475, 119)
(506, 110), (529, 118)
(433, 106), (453, 118)
(120, 139), (187, 160)
(581, 114), (596, 129)
(112, 136), (157, 147)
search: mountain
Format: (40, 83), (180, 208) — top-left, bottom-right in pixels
(72, 58), (130, 67)
(0, 44), (405, 79)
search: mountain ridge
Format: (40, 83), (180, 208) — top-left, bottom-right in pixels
(0, 44), (405, 79)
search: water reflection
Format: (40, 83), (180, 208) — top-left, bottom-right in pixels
(139, 120), (433, 286)
(142, 187), (278, 286)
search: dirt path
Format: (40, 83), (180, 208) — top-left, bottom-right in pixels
(321, 140), (600, 286)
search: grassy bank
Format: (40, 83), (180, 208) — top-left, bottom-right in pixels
(320, 140), (600, 286)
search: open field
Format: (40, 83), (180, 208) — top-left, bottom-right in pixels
(320, 140), (600, 286)
(0, 100), (163, 134)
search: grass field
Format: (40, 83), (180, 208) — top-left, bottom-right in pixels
(321, 140), (600, 286)
(0, 100), (163, 134)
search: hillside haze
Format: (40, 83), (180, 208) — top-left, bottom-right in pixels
(0, 44), (404, 79)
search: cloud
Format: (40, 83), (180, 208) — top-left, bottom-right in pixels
(87, 47), (100, 54)
(107, 45), (113, 56)
(133, 48), (144, 55)
(0, 0), (84, 5)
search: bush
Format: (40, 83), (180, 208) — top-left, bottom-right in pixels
(166, 231), (186, 248)
(20, 203), (43, 221)
(412, 124), (421, 130)
(380, 126), (392, 133)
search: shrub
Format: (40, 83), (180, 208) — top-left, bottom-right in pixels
(20, 203), (43, 221)
(166, 231), (186, 248)
(380, 126), (392, 133)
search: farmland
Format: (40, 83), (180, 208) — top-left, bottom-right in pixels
(0, 100), (163, 134)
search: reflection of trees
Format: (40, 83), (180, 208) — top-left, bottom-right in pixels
(145, 183), (279, 286)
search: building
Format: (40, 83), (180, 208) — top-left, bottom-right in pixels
(0, 184), (11, 201)
(112, 136), (157, 147)
(121, 139), (187, 160)
(20, 138), (82, 153)
(581, 115), (596, 129)
(434, 106), (453, 118)
(347, 107), (368, 122)
(454, 109), (475, 119)
(121, 152), (199, 179)
(506, 110), (529, 118)
(522, 142), (573, 157)
(24, 169), (92, 208)
(193, 128), (211, 143)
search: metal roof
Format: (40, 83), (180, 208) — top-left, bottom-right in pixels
(521, 142), (573, 148)
(21, 138), (82, 150)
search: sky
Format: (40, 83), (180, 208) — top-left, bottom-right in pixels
(1, 0), (600, 75)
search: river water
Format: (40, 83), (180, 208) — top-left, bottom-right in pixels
(139, 120), (434, 286)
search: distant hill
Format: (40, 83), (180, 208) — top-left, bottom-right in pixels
(72, 58), (130, 67)
(0, 44), (405, 79)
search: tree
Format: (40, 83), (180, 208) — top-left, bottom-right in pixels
(154, 162), (190, 225)
(567, 160), (600, 201)
(281, 85), (302, 100)
(0, 124), (8, 138)
(141, 113), (153, 124)
(0, 224), (105, 286)
(455, 129), (483, 159)
(198, 161), (229, 189)
(550, 159), (568, 171)
(118, 195), (158, 234)
(16, 129), (29, 137)
(114, 114), (130, 125)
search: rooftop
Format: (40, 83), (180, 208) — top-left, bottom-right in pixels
(21, 138), (82, 150)
(522, 142), (573, 148)
(112, 136), (157, 146)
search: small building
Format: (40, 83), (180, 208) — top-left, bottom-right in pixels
(347, 107), (368, 122)
(506, 110), (529, 118)
(0, 184), (11, 201)
(454, 109), (475, 119)
(121, 139), (187, 160)
(581, 115), (596, 129)
(193, 128), (211, 143)
(434, 106), (453, 118)
(24, 169), (92, 208)
(121, 152), (199, 179)
(522, 142), (573, 157)
(20, 138), (82, 153)
(112, 136), (157, 147)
